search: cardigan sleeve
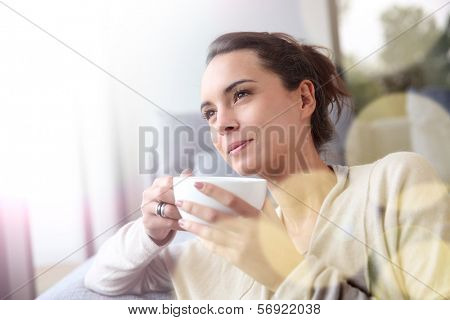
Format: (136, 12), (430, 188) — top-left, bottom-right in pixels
(84, 217), (176, 296)
(370, 152), (450, 299)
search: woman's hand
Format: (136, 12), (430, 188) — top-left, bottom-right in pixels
(141, 169), (192, 245)
(176, 181), (303, 291)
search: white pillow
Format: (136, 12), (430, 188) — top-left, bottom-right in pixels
(345, 117), (411, 166)
(407, 92), (450, 184)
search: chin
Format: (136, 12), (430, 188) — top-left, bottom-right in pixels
(227, 154), (262, 176)
(219, 142), (265, 176)
(232, 165), (259, 176)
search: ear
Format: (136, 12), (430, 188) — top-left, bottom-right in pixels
(297, 80), (316, 119)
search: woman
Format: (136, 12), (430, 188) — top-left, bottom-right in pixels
(85, 32), (449, 299)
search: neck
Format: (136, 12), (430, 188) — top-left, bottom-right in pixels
(257, 133), (337, 254)
(261, 136), (337, 220)
(266, 166), (336, 213)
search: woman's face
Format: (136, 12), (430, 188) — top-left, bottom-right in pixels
(200, 49), (314, 177)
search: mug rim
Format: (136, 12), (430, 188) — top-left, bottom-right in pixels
(173, 176), (266, 183)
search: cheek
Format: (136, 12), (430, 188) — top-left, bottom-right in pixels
(211, 134), (227, 156)
(262, 93), (300, 124)
(258, 123), (293, 161)
(247, 99), (272, 124)
(212, 141), (222, 154)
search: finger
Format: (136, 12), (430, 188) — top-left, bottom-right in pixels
(143, 178), (175, 204)
(143, 214), (184, 231)
(148, 170), (194, 204)
(142, 201), (182, 219)
(194, 182), (260, 217)
(178, 219), (230, 246)
(180, 168), (193, 177)
(176, 200), (232, 225)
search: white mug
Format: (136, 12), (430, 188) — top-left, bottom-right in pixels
(173, 176), (267, 224)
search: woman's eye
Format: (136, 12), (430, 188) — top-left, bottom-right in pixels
(233, 90), (249, 104)
(202, 109), (216, 120)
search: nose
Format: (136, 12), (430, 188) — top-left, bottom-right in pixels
(214, 107), (239, 135)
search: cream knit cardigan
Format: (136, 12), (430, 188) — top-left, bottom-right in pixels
(85, 152), (449, 299)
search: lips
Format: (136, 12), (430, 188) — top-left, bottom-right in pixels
(227, 139), (254, 155)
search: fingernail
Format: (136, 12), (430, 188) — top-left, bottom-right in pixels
(175, 200), (183, 207)
(178, 219), (187, 227)
(194, 182), (203, 189)
(181, 168), (192, 175)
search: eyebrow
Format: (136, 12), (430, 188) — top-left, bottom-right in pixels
(200, 79), (257, 110)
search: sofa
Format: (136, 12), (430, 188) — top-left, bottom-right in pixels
(37, 257), (174, 300)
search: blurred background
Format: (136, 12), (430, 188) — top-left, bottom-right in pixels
(0, 0), (448, 299)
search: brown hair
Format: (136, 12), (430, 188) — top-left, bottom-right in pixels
(206, 32), (350, 152)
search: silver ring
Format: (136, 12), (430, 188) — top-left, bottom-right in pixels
(156, 201), (167, 218)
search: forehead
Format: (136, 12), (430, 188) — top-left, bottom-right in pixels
(201, 50), (266, 98)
